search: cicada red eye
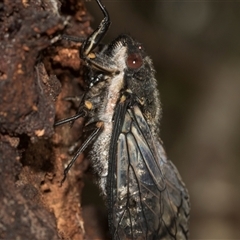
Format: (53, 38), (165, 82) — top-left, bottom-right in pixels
(126, 53), (143, 69)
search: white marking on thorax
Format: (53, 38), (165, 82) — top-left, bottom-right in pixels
(90, 46), (127, 194)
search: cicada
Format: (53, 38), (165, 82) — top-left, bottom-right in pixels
(56, 0), (190, 239)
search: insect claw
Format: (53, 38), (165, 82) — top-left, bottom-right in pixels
(59, 175), (66, 187)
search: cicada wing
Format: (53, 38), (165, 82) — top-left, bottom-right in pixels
(158, 149), (190, 239)
(109, 103), (189, 240)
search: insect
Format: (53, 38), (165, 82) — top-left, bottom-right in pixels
(56, 0), (190, 239)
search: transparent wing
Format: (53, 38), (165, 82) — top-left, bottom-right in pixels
(108, 104), (190, 240)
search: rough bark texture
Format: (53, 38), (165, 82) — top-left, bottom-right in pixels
(0, 0), (94, 239)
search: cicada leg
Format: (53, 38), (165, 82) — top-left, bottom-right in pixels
(62, 0), (115, 74)
(62, 0), (110, 59)
(60, 121), (104, 185)
(80, 0), (110, 58)
(54, 112), (85, 127)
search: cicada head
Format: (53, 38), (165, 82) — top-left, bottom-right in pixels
(105, 34), (162, 134)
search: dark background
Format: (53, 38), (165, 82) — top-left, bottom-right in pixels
(1, 0), (239, 238)
(86, 0), (240, 238)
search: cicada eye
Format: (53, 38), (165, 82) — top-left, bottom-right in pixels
(126, 53), (143, 69)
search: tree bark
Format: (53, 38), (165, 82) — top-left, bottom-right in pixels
(0, 0), (92, 239)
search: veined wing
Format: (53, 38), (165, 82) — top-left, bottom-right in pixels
(107, 101), (190, 240)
